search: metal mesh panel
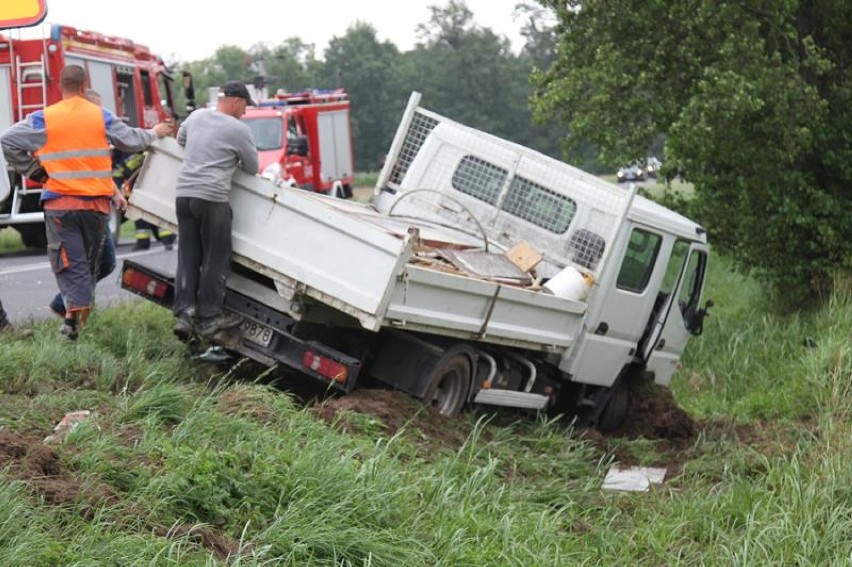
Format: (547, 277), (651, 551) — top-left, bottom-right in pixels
(451, 155), (507, 205)
(384, 107), (632, 278)
(389, 111), (438, 186)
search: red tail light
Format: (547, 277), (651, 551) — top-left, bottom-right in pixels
(301, 350), (348, 383)
(122, 268), (167, 299)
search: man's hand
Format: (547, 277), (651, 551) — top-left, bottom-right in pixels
(153, 119), (176, 138)
(112, 188), (128, 212)
(25, 162), (48, 184)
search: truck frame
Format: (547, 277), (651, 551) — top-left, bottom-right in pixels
(121, 92), (711, 430)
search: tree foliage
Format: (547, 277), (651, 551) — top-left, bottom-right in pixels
(167, 1), (564, 173)
(532, 0), (852, 304)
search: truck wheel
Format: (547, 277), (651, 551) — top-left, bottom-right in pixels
(422, 348), (473, 417)
(598, 381), (629, 433)
(16, 224), (47, 249)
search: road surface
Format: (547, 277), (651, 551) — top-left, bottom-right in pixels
(0, 238), (174, 326)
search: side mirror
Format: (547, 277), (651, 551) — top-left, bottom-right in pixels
(688, 299), (714, 336)
(287, 135), (309, 157)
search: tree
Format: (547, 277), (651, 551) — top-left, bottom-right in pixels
(322, 22), (406, 171)
(532, 0), (852, 304)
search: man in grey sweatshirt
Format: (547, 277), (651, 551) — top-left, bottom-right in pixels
(173, 80), (259, 341)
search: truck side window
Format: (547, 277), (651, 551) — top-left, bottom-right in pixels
(616, 228), (662, 293)
(287, 116), (299, 143)
(451, 155), (507, 205)
(678, 251), (706, 319)
(660, 240), (690, 296)
(140, 70), (153, 106)
(502, 176), (576, 234)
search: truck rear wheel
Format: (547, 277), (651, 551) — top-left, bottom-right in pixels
(422, 348), (473, 417)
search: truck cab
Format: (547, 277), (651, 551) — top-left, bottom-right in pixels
(240, 90), (354, 199)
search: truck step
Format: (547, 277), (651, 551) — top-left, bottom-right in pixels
(473, 389), (549, 410)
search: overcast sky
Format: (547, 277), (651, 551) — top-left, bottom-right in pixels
(24, 0), (529, 62)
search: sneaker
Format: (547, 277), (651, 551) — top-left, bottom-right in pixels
(197, 312), (243, 337)
(59, 322), (78, 341)
(49, 295), (66, 318)
(173, 316), (195, 342)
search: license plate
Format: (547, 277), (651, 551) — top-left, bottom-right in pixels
(240, 320), (274, 347)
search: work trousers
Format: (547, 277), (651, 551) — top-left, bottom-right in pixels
(173, 197), (232, 322)
(44, 209), (107, 313)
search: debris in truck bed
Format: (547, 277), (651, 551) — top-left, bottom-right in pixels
(505, 241), (543, 273)
(437, 249), (534, 285)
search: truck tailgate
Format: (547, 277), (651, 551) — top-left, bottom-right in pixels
(129, 138), (412, 330)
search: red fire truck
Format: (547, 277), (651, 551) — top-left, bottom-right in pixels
(241, 89), (355, 199)
(0, 24), (178, 247)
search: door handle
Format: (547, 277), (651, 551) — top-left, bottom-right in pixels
(594, 322), (609, 335)
(657, 339), (666, 349)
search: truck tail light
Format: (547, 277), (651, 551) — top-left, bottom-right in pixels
(301, 350), (348, 383)
(122, 268), (167, 299)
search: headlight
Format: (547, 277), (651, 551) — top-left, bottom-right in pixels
(261, 162), (282, 182)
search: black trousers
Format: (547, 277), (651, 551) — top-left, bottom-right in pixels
(173, 197), (232, 322)
(0, 298), (8, 325)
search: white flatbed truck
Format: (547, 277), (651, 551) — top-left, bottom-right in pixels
(121, 93), (711, 430)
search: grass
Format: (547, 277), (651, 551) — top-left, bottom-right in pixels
(3, 221), (852, 563)
(0, 227), (24, 253)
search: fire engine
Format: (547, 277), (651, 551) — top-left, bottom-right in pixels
(0, 24), (178, 247)
(240, 89), (355, 199)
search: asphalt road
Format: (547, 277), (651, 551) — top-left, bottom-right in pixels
(0, 238), (175, 326)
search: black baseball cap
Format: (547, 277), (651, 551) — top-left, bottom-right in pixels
(218, 81), (256, 106)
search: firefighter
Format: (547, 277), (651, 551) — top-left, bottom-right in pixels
(112, 150), (176, 250)
(0, 65), (174, 339)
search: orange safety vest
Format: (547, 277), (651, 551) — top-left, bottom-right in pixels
(35, 97), (114, 197)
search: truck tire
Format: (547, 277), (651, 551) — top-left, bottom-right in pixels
(422, 347), (474, 417)
(16, 224), (47, 249)
(597, 381), (629, 433)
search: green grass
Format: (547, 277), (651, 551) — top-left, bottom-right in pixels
(2, 245), (852, 563)
(0, 227), (24, 253)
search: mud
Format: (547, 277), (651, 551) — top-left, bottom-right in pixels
(315, 389), (472, 447)
(153, 524), (244, 562)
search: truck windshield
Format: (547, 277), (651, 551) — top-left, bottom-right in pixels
(243, 118), (283, 151)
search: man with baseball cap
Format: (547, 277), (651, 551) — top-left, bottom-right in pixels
(218, 81), (257, 106)
(172, 80), (259, 344)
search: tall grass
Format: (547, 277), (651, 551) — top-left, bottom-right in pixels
(1, 255), (852, 564)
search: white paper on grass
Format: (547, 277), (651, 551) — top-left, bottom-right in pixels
(602, 466), (667, 492)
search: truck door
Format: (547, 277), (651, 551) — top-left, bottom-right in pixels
(642, 242), (708, 385)
(567, 225), (665, 386)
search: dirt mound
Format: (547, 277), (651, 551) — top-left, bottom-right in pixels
(315, 389), (471, 448)
(0, 430), (119, 508)
(615, 385), (698, 445)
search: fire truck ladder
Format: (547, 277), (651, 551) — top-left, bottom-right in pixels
(14, 54), (48, 120)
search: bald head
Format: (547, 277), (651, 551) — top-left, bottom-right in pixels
(60, 65), (87, 97)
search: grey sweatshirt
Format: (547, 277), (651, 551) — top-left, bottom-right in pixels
(176, 108), (259, 202)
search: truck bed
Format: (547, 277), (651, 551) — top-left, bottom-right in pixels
(128, 138), (586, 352)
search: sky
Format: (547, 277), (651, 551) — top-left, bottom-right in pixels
(19, 0), (531, 63)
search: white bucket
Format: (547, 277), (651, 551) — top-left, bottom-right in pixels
(543, 266), (591, 301)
